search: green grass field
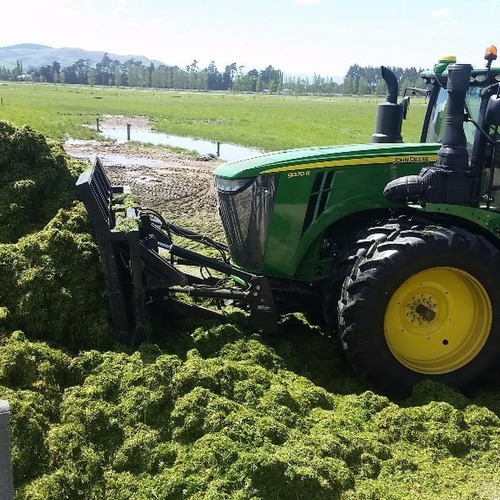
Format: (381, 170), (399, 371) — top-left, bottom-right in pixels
(0, 82), (427, 151)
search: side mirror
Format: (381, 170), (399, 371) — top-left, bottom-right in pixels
(401, 96), (410, 119)
(485, 95), (500, 126)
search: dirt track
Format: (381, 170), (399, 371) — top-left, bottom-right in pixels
(65, 115), (221, 220)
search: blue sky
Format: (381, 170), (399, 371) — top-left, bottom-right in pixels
(4, 0), (500, 78)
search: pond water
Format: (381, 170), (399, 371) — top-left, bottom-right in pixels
(69, 151), (164, 167)
(100, 127), (263, 162)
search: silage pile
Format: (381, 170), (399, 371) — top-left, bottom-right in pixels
(0, 122), (112, 350)
(0, 121), (499, 499)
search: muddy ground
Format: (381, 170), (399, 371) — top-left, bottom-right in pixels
(65, 115), (221, 220)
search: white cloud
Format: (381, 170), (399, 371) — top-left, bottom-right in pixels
(430, 8), (459, 28)
(431, 8), (451, 18)
(431, 7), (451, 19)
(296, 0), (324, 5)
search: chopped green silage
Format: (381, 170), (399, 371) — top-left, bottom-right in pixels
(2, 329), (500, 499)
(0, 121), (79, 243)
(0, 120), (113, 350)
(0, 122), (499, 499)
(0, 205), (114, 349)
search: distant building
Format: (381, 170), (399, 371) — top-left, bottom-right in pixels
(16, 74), (33, 82)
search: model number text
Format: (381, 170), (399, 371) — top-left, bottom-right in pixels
(287, 171), (311, 178)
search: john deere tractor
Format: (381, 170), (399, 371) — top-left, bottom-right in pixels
(78, 46), (500, 395)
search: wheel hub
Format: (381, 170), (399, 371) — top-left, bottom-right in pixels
(407, 294), (437, 324)
(384, 267), (491, 374)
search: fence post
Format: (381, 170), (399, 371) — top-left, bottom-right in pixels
(127, 123), (131, 141)
(0, 400), (14, 500)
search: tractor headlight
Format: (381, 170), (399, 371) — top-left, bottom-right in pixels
(215, 176), (253, 194)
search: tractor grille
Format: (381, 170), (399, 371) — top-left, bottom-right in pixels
(217, 175), (278, 271)
(302, 170), (335, 234)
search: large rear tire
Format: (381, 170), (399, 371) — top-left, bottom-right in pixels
(338, 221), (500, 395)
(323, 222), (402, 334)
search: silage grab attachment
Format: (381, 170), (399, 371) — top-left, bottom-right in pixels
(76, 157), (278, 344)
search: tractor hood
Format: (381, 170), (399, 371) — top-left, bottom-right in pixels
(214, 142), (440, 180)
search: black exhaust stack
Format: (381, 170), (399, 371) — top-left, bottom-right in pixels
(384, 63), (476, 206)
(372, 66), (405, 143)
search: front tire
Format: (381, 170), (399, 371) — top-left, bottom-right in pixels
(338, 221), (500, 395)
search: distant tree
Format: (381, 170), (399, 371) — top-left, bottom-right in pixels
(146, 62), (154, 87)
(186, 60), (199, 90)
(358, 76), (369, 95)
(375, 79), (386, 96)
(256, 76), (262, 93)
(60, 58), (91, 84)
(247, 69), (259, 92)
(326, 77), (340, 94)
(39, 65), (53, 83)
(345, 64), (361, 93)
(284, 75), (305, 95)
(114, 67), (124, 87)
(343, 64), (424, 96)
(165, 66), (174, 88)
(75, 59), (90, 84)
(233, 67), (260, 92)
(172, 66), (188, 89)
(205, 61), (221, 90)
(95, 53), (113, 85)
(127, 61), (148, 87)
(151, 64), (166, 88)
(223, 63), (237, 90)
(259, 65), (283, 93)
(52, 61), (61, 82)
(14, 60), (23, 79)
(62, 65), (76, 84)
(88, 68), (96, 86)
(197, 69), (208, 91)
(0, 66), (12, 80)
(343, 75), (355, 95)
(312, 74), (324, 95)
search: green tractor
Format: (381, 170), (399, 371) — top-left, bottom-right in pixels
(78, 46), (500, 395)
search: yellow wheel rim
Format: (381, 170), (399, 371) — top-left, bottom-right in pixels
(384, 267), (491, 374)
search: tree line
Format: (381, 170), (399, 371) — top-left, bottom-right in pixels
(1, 55), (285, 93)
(343, 64), (423, 95)
(0, 54), (424, 95)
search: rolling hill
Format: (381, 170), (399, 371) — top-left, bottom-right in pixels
(0, 43), (164, 69)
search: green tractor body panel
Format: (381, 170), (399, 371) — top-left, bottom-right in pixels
(215, 143), (437, 179)
(420, 203), (500, 235)
(215, 143), (440, 279)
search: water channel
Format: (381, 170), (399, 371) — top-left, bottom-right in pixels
(100, 126), (263, 162)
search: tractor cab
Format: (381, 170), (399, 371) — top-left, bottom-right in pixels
(422, 47), (500, 207)
(385, 46), (500, 209)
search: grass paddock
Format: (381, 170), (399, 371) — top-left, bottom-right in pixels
(0, 83), (427, 150)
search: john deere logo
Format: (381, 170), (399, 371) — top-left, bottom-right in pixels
(393, 156), (432, 164)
